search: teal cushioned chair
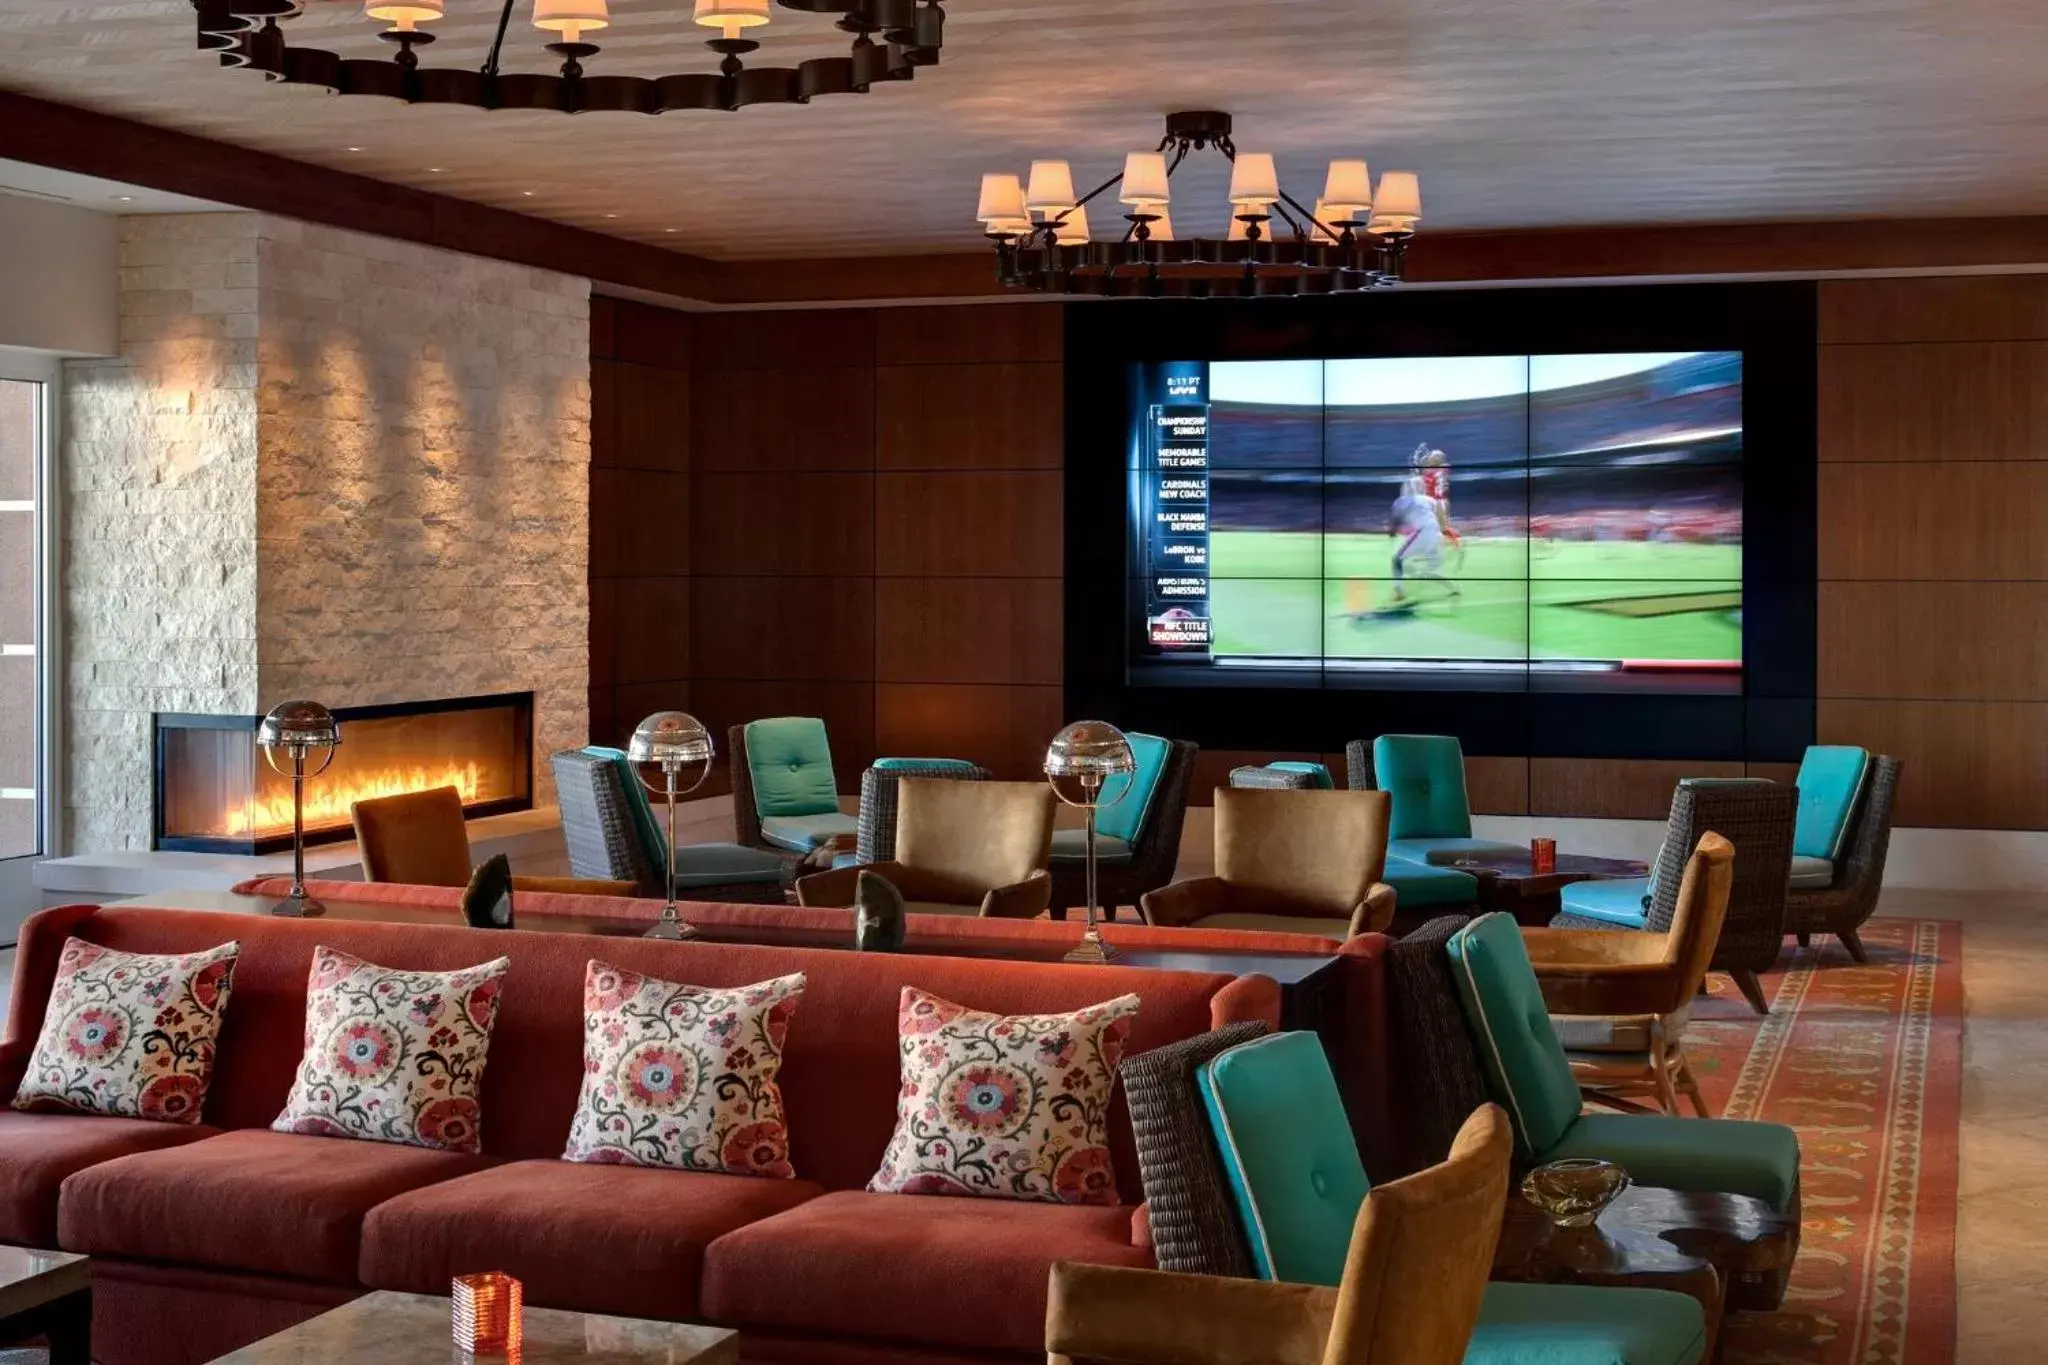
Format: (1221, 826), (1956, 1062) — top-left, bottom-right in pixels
(1369, 735), (1525, 867)
(1048, 732), (1170, 866)
(730, 717), (858, 862)
(556, 748), (787, 901)
(1197, 1032), (1707, 1365)
(1445, 913), (1801, 1210)
(1381, 860), (1482, 912)
(1049, 734), (1197, 919)
(1789, 745), (1870, 889)
(1551, 877), (1653, 930)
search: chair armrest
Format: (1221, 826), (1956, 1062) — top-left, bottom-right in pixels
(1529, 964), (1683, 1017)
(1349, 883), (1398, 935)
(1046, 1261), (1334, 1365)
(979, 869), (1053, 920)
(1521, 926), (1671, 967)
(795, 861), (910, 908)
(1139, 876), (1231, 928)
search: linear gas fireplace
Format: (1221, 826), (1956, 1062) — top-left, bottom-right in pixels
(153, 692), (535, 855)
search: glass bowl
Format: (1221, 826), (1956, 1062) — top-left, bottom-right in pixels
(1521, 1158), (1629, 1228)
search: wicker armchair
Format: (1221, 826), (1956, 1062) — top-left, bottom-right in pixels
(1049, 737), (1198, 921)
(1385, 915), (1492, 1177)
(1553, 778), (1796, 1014)
(855, 761), (991, 863)
(1227, 762), (1335, 791)
(725, 721), (857, 874)
(1783, 755), (1901, 964)
(551, 749), (790, 904)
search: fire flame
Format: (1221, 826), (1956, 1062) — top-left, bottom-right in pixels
(222, 760), (487, 838)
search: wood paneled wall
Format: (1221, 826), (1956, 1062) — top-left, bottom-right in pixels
(1815, 275), (2048, 828)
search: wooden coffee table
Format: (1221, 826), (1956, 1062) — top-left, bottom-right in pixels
(0, 1249), (90, 1365)
(1492, 1184), (1799, 1359)
(209, 1291), (737, 1363)
(1442, 851), (1649, 926)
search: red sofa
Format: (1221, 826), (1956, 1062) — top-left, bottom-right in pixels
(2, 902), (1293, 1365)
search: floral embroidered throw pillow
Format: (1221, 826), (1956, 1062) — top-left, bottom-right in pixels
(563, 962), (805, 1178)
(272, 946), (509, 1154)
(11, 938), (239, 1124)
(870, 986), (1139, 1205)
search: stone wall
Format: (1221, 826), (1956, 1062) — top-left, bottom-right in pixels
(63, 213), (589, 852)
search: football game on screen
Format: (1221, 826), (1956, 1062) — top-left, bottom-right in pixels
(1128, 352), (1744, 694)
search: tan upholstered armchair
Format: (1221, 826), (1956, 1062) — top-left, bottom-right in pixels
(1046, 1105), (1510, 1365)
(1139, 787), (1398, 939)
(795, 777), (1056, 918)
(1522, 831), (1734, 1117)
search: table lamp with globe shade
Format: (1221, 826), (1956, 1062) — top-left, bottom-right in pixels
(1044, 720), (1136, 964)
(627, 710), (715, 940)
(256, 700), (341, 918)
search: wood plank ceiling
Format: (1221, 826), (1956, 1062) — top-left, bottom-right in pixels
(0, 0), (2044, 262)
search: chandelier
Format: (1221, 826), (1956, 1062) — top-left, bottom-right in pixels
(191, 0), (945, 114)
(975, 112), (1423, 298)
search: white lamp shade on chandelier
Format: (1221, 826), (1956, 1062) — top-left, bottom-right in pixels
(693, 0), (769, 40)
(1054, 206), (1091, 245)
(1227, 152), (1280, 207)
(977, 172), (1028, 225)
(1119, 152), (1171, 207)
(533, 0), (608, 41)
(1321, 159), (1372, 216)
(1374, 170), (1423, 227)
(365, 0), (442, 29)
(1026, 160), (1078, 215)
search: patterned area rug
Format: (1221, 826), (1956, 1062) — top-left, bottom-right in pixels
(1683, 919), (1961, 1364)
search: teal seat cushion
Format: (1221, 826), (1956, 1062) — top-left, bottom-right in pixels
(759, 811), (858, 854)
(1794, 745), (1869, 862)
(1788, 854), (1835, 891)
(1388, 836), (1528, 866)
(1095, 732), (1172, 846)
(1381, 858), (1479, 909)
(872, 756), (979, 773)
(745, 717), (841, 819)
(670, 842), (788, 889)
(1468, 1282), (1707, 1365)
(1556, 877), (1652, 929)
(1268, 761), (1335, 790)
(582, 745), (670, 868)
(1445, 913), (1585, 1158)
(1374, 735), (1473, 840)
(1049, 829), (1134, 865)
(1196, 1032), (1369, 1287)
(1544, 1113), (1800, 1211)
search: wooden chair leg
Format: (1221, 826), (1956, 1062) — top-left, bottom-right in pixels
(1731, 969), (1771, 1015)
(1794, 932), (1810, 948)
(1651, 1044), (1680, 1116)
(1676, 1055), (1713, 1118)
(1839, 926), (1869, 963)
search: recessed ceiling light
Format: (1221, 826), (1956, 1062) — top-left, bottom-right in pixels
(428, 166), (444, 172)
(114, 195), (134, 203)
(522, 190), (534, 196)
(345, 145), (362, 152)
(663, 227), (677, 233)
(605, 213), (618, 218)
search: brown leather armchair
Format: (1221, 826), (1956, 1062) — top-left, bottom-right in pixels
(351, 787), (635, 897)
(795, 777), (1056, 918)
(1522, 831), (1734, 1117)
(1139, 787), (1398, 939)
(1045, 1105), (1510, 1365)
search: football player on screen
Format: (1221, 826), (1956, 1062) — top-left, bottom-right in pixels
(1387, 445), (1460, 604)
(1414, 443), (1466, 569)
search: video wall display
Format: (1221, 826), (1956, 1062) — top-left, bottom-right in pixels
(1127, 352), (1745, 695)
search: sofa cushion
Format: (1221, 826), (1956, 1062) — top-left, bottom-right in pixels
(1555, 877), (1652, 929)
(361, 1159), (825, 1319)
(273, 946), (509, 1153)
(746, 717), (841, 819)
(1198, 1032), (1369, 1286)
(58, 1128), (494, 1282)
(1471, 1281), (1707, 1365)
(1388, 836), (1529, 867)
(1793, 745), (1869, 863)
(13, 938), (240, 1124)
(701, 1189), (1150, 1353)
(1788, 854), (1835, 892)
(1050, 829), (1134, 865)
(760, 812), (858, 854)
(870, 987), (1137, 1204)
(671, 842), (789, 890)
(1094, 732), (1172, 846)
(1373, 735), (1473, 840)
(1445, 913), (1585, 1159)
(0, 1111), (220, 1245)
(1544, 1112), (1800, 1211)
(564, 965), (804, 1177)
(1381, 859), (1480, 909)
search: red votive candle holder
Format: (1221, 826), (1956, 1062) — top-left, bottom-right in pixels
(1530, 837), (1557, 875)
(453, 1271), (523, 1356)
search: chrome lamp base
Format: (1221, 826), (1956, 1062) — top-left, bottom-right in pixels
(1063, 930), (1121, 965)
(645, 912), (701, 942)
(270, 892), (325, 918)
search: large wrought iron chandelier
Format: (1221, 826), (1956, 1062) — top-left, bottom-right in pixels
(192, 0), (945, 114)
(976, 112), (1423, 297)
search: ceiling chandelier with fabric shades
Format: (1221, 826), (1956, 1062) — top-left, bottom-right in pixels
(190, 0), (945, 114)
(976, 112), (1423, 297)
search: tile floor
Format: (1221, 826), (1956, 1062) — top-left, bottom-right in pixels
(0, 898), (2036, 1357)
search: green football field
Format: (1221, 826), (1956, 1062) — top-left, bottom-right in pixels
(1204, 532), (1742, 664)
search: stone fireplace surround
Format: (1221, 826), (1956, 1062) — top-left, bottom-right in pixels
(59, 212), (590, 856)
